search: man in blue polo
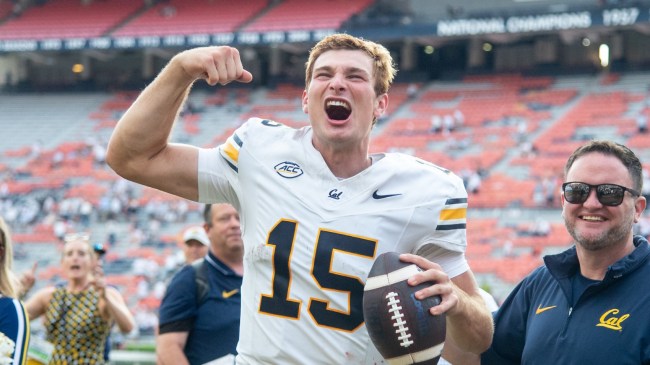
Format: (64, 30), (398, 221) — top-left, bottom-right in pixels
(157, 203), (243, 365)
(482, 140), (650, 364)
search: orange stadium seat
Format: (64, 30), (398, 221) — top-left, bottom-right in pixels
(243, 0), (374, 32)
(113, 0), (268, 37)
(0, 0), (142, 40)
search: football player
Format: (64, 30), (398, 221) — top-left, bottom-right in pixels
(107, 33), (493, 364)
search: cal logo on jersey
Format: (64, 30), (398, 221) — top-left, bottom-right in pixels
(275, 162), (303, 178)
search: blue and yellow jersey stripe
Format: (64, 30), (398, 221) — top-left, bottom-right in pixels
(220, 132), (243, 172)
(436, 197), (467, 231)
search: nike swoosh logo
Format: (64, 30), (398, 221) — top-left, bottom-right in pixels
(372, 190), (402, 199)
(222, 289), (240, 299)
(535, 304), (557, 314)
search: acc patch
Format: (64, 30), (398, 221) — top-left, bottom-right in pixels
(275, 161), (303, 178)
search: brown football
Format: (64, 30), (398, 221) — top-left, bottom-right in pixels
(363, 251), (446, 365)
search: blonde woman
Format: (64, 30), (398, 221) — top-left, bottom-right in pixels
(25, 234), (135, 364)
(0, 217), (29, 365)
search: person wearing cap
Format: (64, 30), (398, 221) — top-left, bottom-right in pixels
(157, 203), (243, 365)
(181, 226), (209, 264)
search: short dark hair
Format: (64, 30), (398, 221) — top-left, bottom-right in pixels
(203, 204), (212, 226)
(564, 140), (643, 192)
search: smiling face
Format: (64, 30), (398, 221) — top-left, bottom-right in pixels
(302, 49), (388, 152)
(562, 152), (645, 251)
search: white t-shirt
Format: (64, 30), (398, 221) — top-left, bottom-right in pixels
(198, 118), (470, 365)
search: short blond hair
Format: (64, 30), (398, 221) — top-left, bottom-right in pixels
(305, 33), (397, 96)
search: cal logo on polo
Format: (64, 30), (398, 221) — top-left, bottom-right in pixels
(596, 308), (629, 331)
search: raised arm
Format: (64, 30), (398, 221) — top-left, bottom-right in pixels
(102, 286), (136, 333)
(106, 46), (253, 201)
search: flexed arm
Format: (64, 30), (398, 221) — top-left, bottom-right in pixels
(106, 46), (253, 201)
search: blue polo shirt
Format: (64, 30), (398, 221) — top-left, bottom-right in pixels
(158, 251), (242, 365)
(482, 235), (650, 365)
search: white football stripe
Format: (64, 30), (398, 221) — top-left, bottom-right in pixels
(385, 342), (445, 365)
(364, 264), (421, 291)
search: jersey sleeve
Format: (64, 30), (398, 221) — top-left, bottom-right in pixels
(197, 118), (269, 206)
(0, 298), (29, 365)
(406, 159), (469, 253)
(157, 266), (199, 334)
(404, 159), (469, 277)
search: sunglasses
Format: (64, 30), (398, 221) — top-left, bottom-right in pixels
(63, 232), (90, 243)
(562, 182), (640, 207)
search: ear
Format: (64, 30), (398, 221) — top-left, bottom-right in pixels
(374, 93), (388, 120)
(634, 196), (646, 223)
(301, 90), (308, 114)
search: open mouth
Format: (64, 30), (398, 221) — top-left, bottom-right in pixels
(325, 99), (351, 121)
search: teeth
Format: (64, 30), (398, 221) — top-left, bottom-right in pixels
(327, 100), (350, 110)
(582, 216), (604, 221)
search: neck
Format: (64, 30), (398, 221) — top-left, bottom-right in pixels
(312, 135), (371, 179)
(324, 151), (372, 179)
(67, 277), (89, 294)
(211, 250), (244, 275)
(577, 239), (636, 280)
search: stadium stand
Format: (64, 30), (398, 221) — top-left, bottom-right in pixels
(4, 72), (649, 305)
(243, 0), (375, 32)
(0, 0), (144, 40)
(2, 0), (650, 361)
(112, 0), (269, 37)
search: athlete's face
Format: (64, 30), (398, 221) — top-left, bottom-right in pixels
(562, 153), (645, 251)
(302, 49), (387, 151)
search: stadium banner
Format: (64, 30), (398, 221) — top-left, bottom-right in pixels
(0, 29), (336, 52)
(0, 6), (647, 52)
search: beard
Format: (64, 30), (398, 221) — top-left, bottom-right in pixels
(564, 213), (635, 251)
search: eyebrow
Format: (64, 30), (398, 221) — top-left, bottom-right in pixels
(313, 65), (370, 76)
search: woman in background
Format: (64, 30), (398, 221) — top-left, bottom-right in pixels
(0, 217), (29, 365)
(25, 233), (134, 364)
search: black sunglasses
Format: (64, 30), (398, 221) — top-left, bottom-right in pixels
(562, 182), (640, 207)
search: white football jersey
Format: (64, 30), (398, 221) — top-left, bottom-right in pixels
(198, 118), (470, 365)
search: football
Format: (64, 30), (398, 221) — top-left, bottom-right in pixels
(363, 252), (446, 365)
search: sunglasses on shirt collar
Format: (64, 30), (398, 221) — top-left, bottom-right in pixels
(562, 182), (640, 207)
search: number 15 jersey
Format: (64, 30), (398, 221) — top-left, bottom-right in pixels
(198, 118), (470, 365)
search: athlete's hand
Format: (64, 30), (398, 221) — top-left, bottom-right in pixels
(399, 253), (459, 316)
(174, 46), (253, 86)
